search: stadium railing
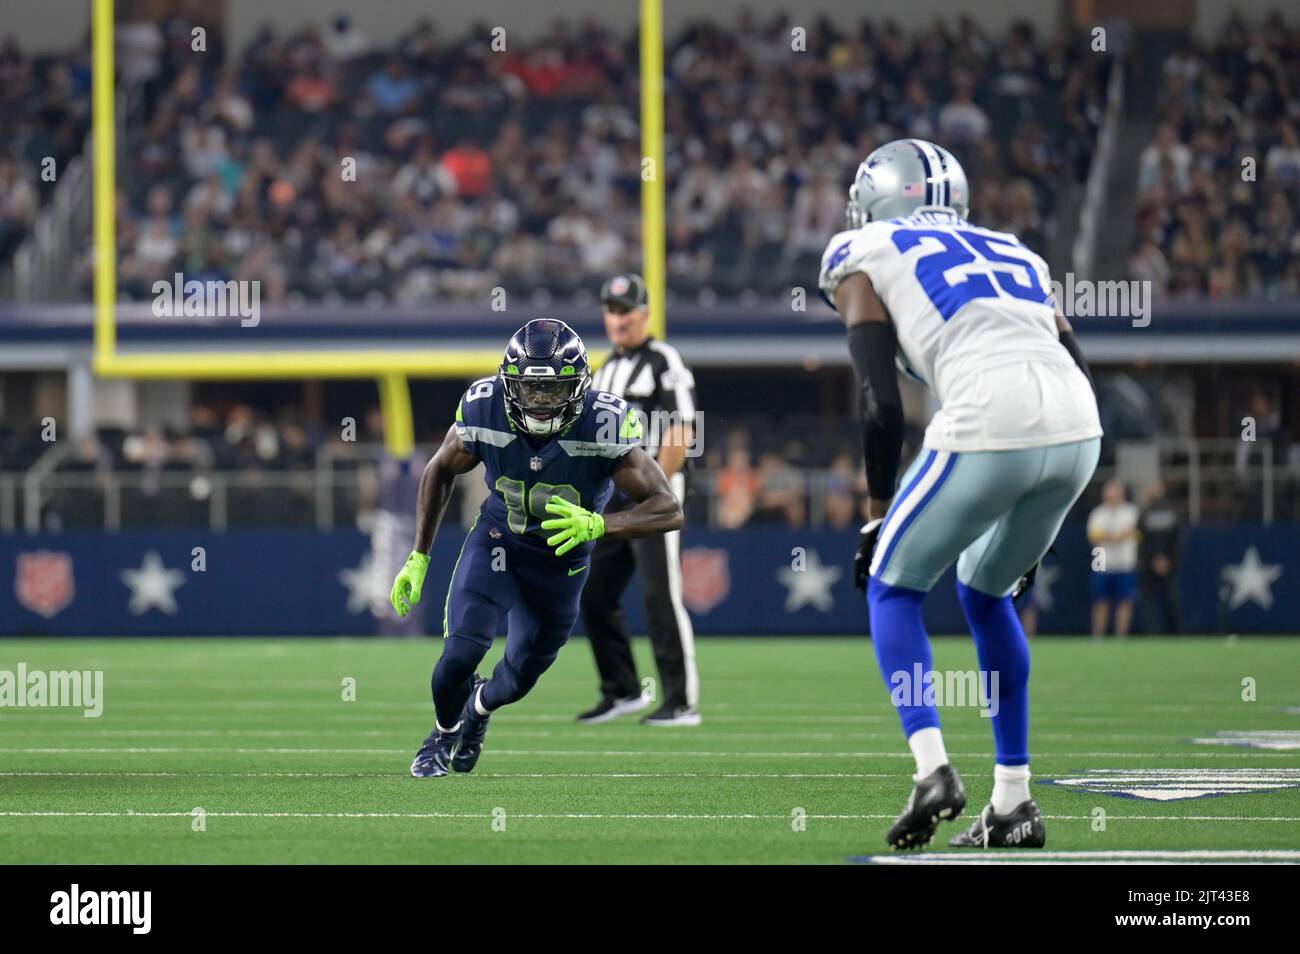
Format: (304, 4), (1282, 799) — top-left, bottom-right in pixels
(3, 437), (1293, 533)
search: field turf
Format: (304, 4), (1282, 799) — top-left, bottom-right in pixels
(1, 636), (1298, 864)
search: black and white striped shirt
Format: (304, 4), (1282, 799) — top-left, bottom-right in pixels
(591, 337), (697, 462)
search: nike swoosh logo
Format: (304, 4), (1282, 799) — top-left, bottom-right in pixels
(568, 566), (587, 576)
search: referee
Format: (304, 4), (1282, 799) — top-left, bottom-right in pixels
(578, 273), (701, 726)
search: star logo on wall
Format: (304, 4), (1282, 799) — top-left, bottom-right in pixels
(777, 550), (841, 612)
(339, 551), (392, 617)
(1222, 546), (1282, 610)
(120, 551), (185, 615)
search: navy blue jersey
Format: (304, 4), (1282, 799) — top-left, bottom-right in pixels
(454, 377), (642, 554)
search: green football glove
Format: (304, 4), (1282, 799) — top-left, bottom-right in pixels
(541, 497), (605, 557)
(391, 550), (430, 617)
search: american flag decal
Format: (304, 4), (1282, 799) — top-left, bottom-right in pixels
(902, 182), (924, 196)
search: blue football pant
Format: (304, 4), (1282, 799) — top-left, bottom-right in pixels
(430, 516), (589, 728)
(867, 437), (1100, 765)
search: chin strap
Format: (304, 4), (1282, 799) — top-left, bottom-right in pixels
(524, 415), (563, 436)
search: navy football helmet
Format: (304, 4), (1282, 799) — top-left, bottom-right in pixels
(499, 319), (592, 437)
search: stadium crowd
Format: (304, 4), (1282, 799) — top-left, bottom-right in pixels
(0, 35), (91, 268)
(1131, 10), (1300, 298)
(96, 13), (1107, 303)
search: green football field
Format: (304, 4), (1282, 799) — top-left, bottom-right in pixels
(1, 636), (1298, 864)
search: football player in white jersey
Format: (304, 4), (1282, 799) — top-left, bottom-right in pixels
(818, 139), (1102, 850)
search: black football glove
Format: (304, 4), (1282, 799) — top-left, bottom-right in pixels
(1011, 546), (1056, 604)
(853, 518), (885, 591)
(1011, 562), (1038, 604)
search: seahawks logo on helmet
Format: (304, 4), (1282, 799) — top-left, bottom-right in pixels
(499, 319), (592, 438)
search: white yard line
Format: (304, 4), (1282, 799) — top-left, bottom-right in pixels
(2, 746), (1298, 758)
(857, 849), (1300, 865)
(0, 810), (1298, 823)
(0, 770), (890, 780)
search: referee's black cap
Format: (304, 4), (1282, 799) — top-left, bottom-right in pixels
(599, 273), (648, 312)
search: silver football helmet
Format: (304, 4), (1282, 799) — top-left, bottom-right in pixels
(846, 139), (970, 227)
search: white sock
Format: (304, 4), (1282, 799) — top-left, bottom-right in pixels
(473, 685), (491, 717)
(991, 764), (1031, 814)
(436, 720), (461, 734)
(907, 726), (949, 779)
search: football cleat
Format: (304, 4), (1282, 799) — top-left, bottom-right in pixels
(577, 691), (652, 725)
(885, 764), (967, 850)
(949, 799), (1046, 848)
(410, 724), (461, 778)
(640, 704), (701, 727)
(452, 675), (491, 774)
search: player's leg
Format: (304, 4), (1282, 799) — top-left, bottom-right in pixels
(413, 519), (517, 778)
(949, 436), (1100, 847)
(454, 551), (588, 772)
(867, 448), (1028, 847)
(1091, 580), (1112, 637)
(1113, 577), (1135, 637)
(632, 516), (700, 725)
(576, 535), (644, 722)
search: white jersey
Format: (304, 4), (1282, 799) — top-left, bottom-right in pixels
(819, 209), (1102, 452)
(1087, 502), (1140, 572)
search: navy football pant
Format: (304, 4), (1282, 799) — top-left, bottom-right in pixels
(430, 516), (589, 728)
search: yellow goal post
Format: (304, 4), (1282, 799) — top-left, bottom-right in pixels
(90, 0), (667, 456)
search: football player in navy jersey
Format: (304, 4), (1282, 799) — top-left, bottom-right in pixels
(390, 318), (683, 777)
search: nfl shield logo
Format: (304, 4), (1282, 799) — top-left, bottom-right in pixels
(15, 550), (75, 618)
(679, 547), (730, 615)
(530, 457), (543, 471)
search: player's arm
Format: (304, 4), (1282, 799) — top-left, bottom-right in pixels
(654, 347), (697, 480)
(835, 271), (905, 590)
(605, 446), (684, 538)
(1056, 314), (1095, 393)
(1086, 510), (1107, 545)
(413, 427), (481, 552)
(835, 272), (904, 521)
(540, 446), (682, 556)
(391, 427), (480, 616)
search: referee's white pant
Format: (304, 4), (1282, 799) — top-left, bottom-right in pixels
(579, 473), (699, 708)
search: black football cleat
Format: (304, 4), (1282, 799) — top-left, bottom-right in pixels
(452, 675), (491, 774)
(640, 704), (701, 727)
(410, 724), (460, 778)
(949, 799), (1046, 848)
(576, 691), (652, 725)
(886, 764), (967, 850)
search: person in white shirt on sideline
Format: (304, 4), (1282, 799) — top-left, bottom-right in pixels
(1087, 479), (1140, 638)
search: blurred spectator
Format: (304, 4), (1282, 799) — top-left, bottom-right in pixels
(754, 449), (806, 527)
(1087, 479), (1139, 638)
(84, 13), (1108, 302)
(823, 451), (861, 529)
(715, 446), (759, 528)
(1134, 12), (1300, 298)
(0, 33), (90, 268)
(1138, 480), (1182, 634)
(0, 156), (38, 261)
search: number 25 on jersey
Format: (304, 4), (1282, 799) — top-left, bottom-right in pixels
(891, 227), (1050, 322)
